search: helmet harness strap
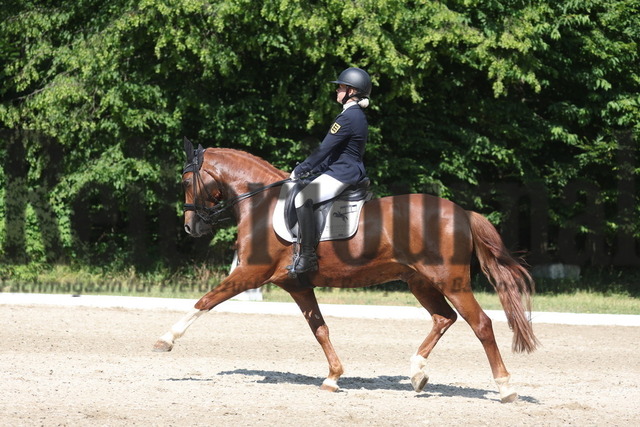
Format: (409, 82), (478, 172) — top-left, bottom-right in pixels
(341, 86), (365, 105)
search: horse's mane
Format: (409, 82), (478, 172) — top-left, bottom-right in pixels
(205, 147), (288, 184)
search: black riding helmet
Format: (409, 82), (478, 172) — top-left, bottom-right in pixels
(331, 67), (372, 103)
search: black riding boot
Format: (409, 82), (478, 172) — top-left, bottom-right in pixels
(291, 199), (318, 274)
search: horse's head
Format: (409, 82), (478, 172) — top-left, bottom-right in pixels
(181, 138), (225, 237)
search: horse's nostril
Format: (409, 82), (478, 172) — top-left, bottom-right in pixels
(184, 224), (191, 234)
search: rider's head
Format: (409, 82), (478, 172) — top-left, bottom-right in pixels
(331, 67), (371, 108)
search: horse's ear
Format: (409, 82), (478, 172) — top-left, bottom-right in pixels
(197, 144), (205, 166)
(184, 137), (194, 162)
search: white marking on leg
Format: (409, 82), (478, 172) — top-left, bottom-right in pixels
(158, 308), (205, 346)
(322, 378), (339, 391)
(495, 375), (518, 403)
(410, 354), (427, 375)
(410, 354), (429, 392)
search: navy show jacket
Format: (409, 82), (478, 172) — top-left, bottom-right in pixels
(294, 104), (368, 185)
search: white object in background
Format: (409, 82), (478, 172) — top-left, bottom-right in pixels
(229, 250), (263, 301)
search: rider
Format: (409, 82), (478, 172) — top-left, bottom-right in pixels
(289, 67), (372, 275)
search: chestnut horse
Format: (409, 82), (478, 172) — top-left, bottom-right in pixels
(154, 143), (539, 402)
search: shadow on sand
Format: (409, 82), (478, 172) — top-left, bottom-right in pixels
(165, 369), (538, 403)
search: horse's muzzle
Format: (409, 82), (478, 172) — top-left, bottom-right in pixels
(184, 213), (211, 237)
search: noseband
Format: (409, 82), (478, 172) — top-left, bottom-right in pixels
(182, 148), (292, 225)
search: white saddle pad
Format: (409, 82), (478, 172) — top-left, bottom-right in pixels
(272, 182), (366, 243)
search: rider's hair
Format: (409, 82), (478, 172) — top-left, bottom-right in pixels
(356, 98), (369, 108)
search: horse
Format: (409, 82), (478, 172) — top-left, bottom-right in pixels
(154, 141), (539, 403)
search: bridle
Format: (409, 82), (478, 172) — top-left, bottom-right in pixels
(182, 149), (226, 224)
(182, 148), (292, 225)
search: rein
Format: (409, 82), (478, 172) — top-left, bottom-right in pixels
(182, 152), (291, 225)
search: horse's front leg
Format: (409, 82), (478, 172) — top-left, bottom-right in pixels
(153, 308), (206, 352)
(288, 287), (344, 392)
(153, 267), (263, 352)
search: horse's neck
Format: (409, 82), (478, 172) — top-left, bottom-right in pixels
(207, 148), (286, 194)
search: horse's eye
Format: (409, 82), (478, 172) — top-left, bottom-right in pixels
(182, 178), (191, 188)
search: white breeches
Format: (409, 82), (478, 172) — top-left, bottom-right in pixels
(294, 174), (349, 208)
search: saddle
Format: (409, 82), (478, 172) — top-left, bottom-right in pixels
(272, 177), (373, 243)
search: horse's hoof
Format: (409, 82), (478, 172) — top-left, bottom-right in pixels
(411, 372), (429, 392)
(500, 391), (518, 403)
(320, 378), (339, 392)
(495, 375), (518, 403)
(152, 340), (173, 352)
(409, 354), (428, 392)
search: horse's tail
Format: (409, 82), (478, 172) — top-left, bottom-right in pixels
(466, 210), (540, 353)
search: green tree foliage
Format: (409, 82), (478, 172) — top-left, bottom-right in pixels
(0, 0), (638, 270)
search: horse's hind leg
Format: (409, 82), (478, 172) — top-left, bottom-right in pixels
(288, 287), (344, 392)
(407, 278), (458, 392)
(440, 270), (517, 403)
